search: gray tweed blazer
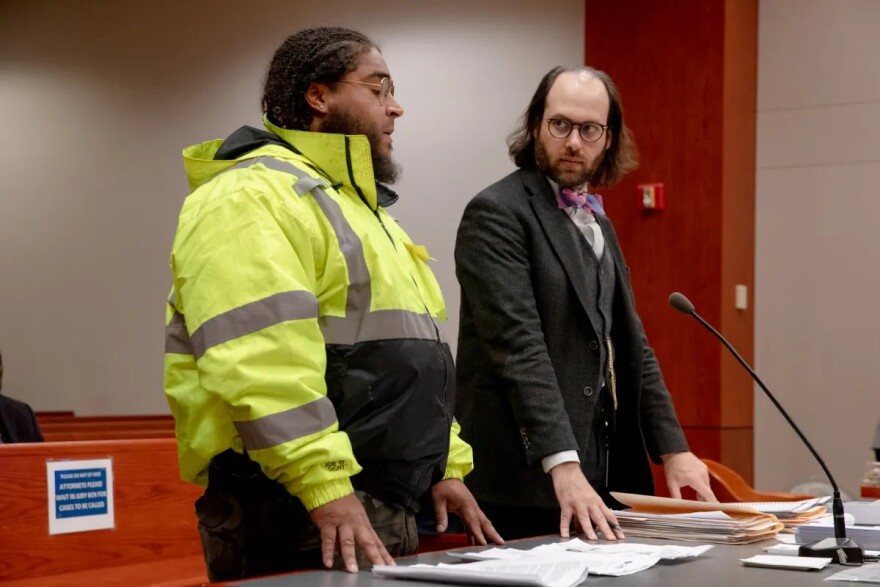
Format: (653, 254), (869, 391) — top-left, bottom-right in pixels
(454, 167), (688, 508)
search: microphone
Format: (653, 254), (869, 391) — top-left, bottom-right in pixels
(668, 291), (864, 565)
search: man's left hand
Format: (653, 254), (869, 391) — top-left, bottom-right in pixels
(431, 479), (504, 546)
(662, 451), (717, 502)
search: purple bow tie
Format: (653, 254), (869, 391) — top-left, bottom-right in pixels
(557, 187), (606, 216)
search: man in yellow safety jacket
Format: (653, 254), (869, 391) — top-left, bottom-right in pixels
(164, 26), (501, 582)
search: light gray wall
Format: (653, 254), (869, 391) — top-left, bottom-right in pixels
(8, 0), (872, 498)
(0, 0), (584, 414)
(755, 0), (880, 498)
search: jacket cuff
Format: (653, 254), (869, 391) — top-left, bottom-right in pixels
(541, 450), (580, 473)
(295, 478), (355, 511)
(650, 436), (690, 464)
(443, 462), (472, 481)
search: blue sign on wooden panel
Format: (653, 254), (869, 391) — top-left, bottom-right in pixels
(54, 468), (109, 518)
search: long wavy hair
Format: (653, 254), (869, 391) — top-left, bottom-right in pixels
(507, 66), (639, 187)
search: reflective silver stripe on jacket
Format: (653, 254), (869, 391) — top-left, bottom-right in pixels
(321, 309), (445, 345)
(189, 290), (319, 360)
(165, 308), (193, 355)
(225, 156), (446, 346)
(235, 396), (338, 451)
(164, 290), (319, 359)
(244, 156), (373, 320)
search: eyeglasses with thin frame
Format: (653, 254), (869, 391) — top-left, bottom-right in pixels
(337, 77), (396, 105)
(545, 118), (608, 143)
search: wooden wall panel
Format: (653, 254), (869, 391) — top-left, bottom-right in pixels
(586, 0), (756, 482)
(0, 439), (203, 581)
(720, 0), (758, 428)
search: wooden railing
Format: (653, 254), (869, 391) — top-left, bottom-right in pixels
(0, 438), (207, 587)
(35, 412), (176, 442)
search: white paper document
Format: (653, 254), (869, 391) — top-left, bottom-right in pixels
(610, 492), (786, 544)
(795, 520), (880, 549)
(444, 539), (712, 577)
(740, 554), (832, 570)
(529, 538), (714, 560)
(447, 551), (658, 577)
(842, 501), (880, 526)
(46, 458), (115, 535)
(613, 509), (782, 544)
(825, 562), (880, 583)
(739, 498), (828, 513)
(372, 559), (590, 587)
(450, 548), (527, 561)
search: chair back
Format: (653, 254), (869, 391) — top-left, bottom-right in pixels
(703, 458), (813, 502)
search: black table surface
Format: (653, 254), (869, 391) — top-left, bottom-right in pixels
(222, 535), (853, 586)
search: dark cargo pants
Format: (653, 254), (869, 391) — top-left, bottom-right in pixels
(195, 455), (418, 582)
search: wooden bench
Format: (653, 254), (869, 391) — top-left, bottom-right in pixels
(0, 438), (208, 587)
(35, 412), (174, 424)
(38, 415), (177, 443)
(41, 427), (177, 442)
(34, 410), (77, 423)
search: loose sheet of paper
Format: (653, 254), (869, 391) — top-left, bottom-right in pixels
(446, 539), (712, 576)
(373, 559), (590, 587)
(447, 550), (658, 577)
(529, 538), (713, 560)
(738, 498), (828, 513)
(825, 562), (880, 584)
(741, 554), (831, 570)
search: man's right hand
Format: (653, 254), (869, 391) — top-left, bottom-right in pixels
(309, 494), (395, 573)
(549, 462), (624, 541)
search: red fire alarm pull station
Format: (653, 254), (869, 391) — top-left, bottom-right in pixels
(639, 183), (665, 211)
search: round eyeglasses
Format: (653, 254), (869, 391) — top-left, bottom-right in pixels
(545, 118), (608, 143)
(337, 77), (396, 105)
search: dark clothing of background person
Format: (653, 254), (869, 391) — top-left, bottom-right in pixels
(0, 395), (44, 443)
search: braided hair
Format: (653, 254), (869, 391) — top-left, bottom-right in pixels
(262, 27), (377, 131)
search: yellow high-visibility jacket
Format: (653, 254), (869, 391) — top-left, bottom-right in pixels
(164, 118), (473, 511)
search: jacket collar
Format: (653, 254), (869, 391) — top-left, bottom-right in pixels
(182, 118), (385, 210)
(264, 117), (379, 210)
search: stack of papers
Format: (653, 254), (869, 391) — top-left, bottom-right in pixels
(611, 492), (784, 544)
(842, 500), (880, 525)
(794, 519), (880, 549)
(738, 498), (828, 530)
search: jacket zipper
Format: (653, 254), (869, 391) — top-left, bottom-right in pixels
(344, 137), (451, 506)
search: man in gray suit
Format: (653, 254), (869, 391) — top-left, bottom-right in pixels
(454, 66), (716, 542)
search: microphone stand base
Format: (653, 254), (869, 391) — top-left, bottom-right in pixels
(799, 537), (864, 565)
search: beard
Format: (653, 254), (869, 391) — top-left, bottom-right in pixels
(319, 107), (401, 185)
(534, 138), (597, 189)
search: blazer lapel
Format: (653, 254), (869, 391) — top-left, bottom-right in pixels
(524, 169), (599, 318)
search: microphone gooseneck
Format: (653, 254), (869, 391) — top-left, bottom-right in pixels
(668, 291), (863, 565)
